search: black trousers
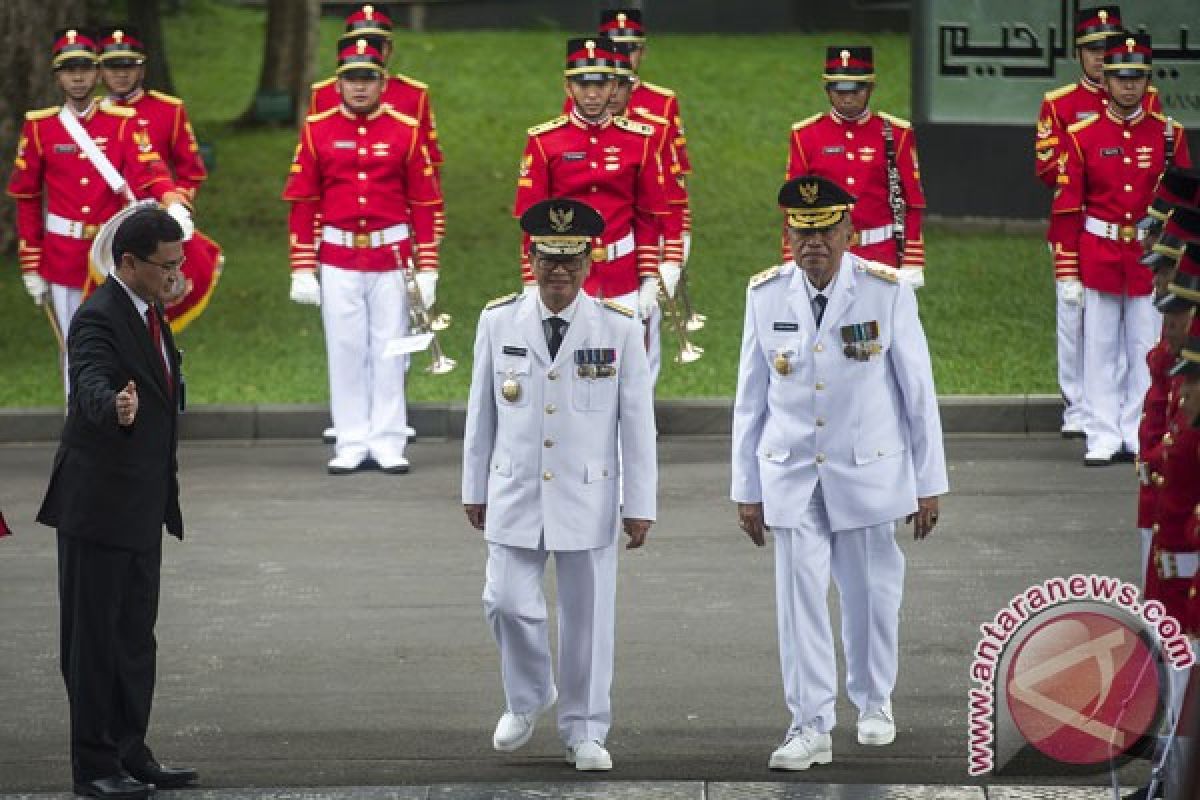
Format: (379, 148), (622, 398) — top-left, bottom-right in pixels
(57, 533), (161, 782)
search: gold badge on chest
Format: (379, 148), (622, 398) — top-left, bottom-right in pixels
(774, 351), (792, 376)
(501, 371), (521, 402)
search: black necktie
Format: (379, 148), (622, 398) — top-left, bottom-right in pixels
(545, 316), (568, 359)
(813, 293), (828, 327)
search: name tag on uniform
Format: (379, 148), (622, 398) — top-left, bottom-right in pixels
(1100, 147), (1123, 157)
(822, 145), (844, 155)
(773, 321), (800, 331)
(502, 346), (527, 356)
(563, 152), (586, 161)
(54, 144), (78, 153)
(333, 140), (355, 149)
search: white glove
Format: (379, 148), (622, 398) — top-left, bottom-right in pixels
(658, 261), (683, 299)
(1059, 278), (1084, 308)
(22, 272), (48, 305)
(414, 270), (438, 309)
(289, 271), (321, 306)
(638, 276), (661, 319)
(165, 202), (194, 241)
(897, 267), (925, 289)
(522, 283), (539, 298)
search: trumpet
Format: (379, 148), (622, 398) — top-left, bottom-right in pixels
(395, 248), (457, 375)
(678, 271), (706, 332)
(658, 286), (704, 364)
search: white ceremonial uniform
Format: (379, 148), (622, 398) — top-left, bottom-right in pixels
(462, 290), (657, 746)
(1055, 278), (1086, 432)
(730, 253), (948, 735)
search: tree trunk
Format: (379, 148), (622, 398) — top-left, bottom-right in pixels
(0, 0), (93, 253)
(240, 0), (320, 126)
(127, 0), (175, 94)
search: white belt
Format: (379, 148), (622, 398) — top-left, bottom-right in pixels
(591, 231), (635, 262)
(1155, 549), (1200, 580)
(856, 224), (895, 246)
(1084, 216), (1147, 244)
(322, 223), (410, 249)
(46, 212), (101, 240)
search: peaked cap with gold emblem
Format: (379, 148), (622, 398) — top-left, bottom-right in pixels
(520, 198), (606, 257)
(823, 46), (874, 90)
(778, 175), (856, 231)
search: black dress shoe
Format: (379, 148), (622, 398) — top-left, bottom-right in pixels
(1113, 449), (1138, 463)
(73, 774), (153, 799)
(124, 757), (198, 789)
(1123, 784), (1164, 800)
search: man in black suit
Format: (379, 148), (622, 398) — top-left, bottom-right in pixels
(38, 207), (198, 799)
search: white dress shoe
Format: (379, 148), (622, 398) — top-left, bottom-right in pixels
(372, 450), (410, 474)
(327, 451), (367, 475)
(1084, 448), (1115, 467)
(857, 703), (896, 746)
(768, 727), (832, 770)
(565, 739), (612, 771)
(492, 686), (556, 752)
(322, 426), (336, 444)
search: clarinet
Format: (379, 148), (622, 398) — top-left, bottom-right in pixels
(882, 118), (906, 264)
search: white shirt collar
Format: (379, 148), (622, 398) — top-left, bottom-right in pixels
(110, 272), (150, 321)
(537, 290), (581, 325)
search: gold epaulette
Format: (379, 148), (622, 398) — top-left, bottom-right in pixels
(602, 299), (635, 317)
(305, 107), (339, 124)
(394, 73), (428, 91)
(25, 106), (60, 121)
(791, 113), (822, 131)
(528, 115), (568, 136)
(485, 292), (519, 310)
(310, 75), (336, 91)
(613, 116), (654, 136)
(748, 265), (781, 289)
(1067, 115), (1099, 134)
(147, 90), (182, 106)
(639, 81), (675, 98)
(877, 111), (911, 129)
(631, 107), (668, 126)
(1148, 85), (1160, 96)
(861, 261), (899, 284)
(99, 104), (135, 118)
(1043, 83), (1076, 103)
(384, 106), (419, 126)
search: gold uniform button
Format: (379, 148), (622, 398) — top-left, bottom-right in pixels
(81, 205), (90, 214)
(590, 186), (598, 193)
(1123, 157), (1131, 164)
(1124, 184), (1132, 192)
(816, 453), (826, 464)
(548, 369), (559, 380)
(544, 439), (554, 448)
(358, 219), (368, 228)
(815, 381), (826, 390)
(78, 152), (87, 159)
(1122, 130), (1131, 139)
(846, 131), (854, 139)
(590, 137), (598, 144)
(358, 148), (367, 156)
(545, 403), (556, 414)
(1191, 587), (1197, 599)
(814, 343), (824, 353)
(1124, 212), (1132, 220)
(543, 470), (553, 481)
(357, 126), (366, 134)
(847, 152), (855, 160)
(358, 172), (367, 180)
(358, 196), (367, 204)
(846, 177), (856, 185)
(1153, 523), (1161, 533)
(80, 177), (89, 186)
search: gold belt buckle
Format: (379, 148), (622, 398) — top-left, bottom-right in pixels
(1119, 225), (1137, 244)
(1157, 550), (1178, 580)
(82, 223), (99, 240)
(591, 245), (608, 262)
(353, 232), (371, 249)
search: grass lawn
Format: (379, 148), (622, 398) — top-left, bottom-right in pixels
(0, 2), (1057, 406)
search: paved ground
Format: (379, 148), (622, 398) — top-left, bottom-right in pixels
(0, 436), (1160, 794)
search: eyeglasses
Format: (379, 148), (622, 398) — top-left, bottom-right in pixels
(534, 258), (587, 273)
(136, 253), (185, 272)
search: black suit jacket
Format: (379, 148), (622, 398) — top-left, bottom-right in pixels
(38, 277), (183, 551)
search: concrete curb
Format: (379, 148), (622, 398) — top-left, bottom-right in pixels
(0, 395), (1063, 443)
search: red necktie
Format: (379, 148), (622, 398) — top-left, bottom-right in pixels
(145, 308), (171, 394)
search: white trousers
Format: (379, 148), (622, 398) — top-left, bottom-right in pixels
(1138, 527), (1153, 591)
(1081, 289), (1157, 455)
(1055, 281), (1085, 429)
(50, 283), (83, 400)
(773, 485), (905, 735)
(610, 289), (662, 387)
(318, 264), (409, 462)
(483, 540), (617, 746)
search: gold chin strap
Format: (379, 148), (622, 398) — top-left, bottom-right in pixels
(785, 209), (848, 230)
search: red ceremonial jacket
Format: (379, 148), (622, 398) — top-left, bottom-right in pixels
(7, 102), (173, 288)
(514, 108), (669, 298)
(1034, 79), (1161, 188)
(283, 104), (441, 272)
(1050, 107), (1191, 295)
(1144, 401), (1200, 624)
(787, 109), (926, 268)
(1137, 340), (1183, 528)
(108, 89), (207, 200)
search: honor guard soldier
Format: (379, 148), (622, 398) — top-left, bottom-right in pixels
(462, 198), (657, 772)
(1035, 6), (1162, 439)
(731, 176), (947, 771)
(95, 26), (222, 333)
(786, 47), (926, 284)
(7, 29), (178, 395)
(1050, 33), (1192, 466)
(309, 4), (445, 240)
(1138, 167), (1200, 282)
(514, 38), (669, 346)
(283, 39), (441, 475)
